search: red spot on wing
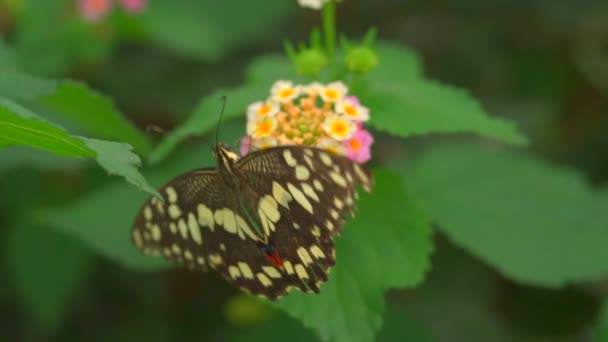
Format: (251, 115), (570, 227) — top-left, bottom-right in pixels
(265, 251), (284, 269)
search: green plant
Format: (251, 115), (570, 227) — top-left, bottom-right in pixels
(1, 1), (607, 341)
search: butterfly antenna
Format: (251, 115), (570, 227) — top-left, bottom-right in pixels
(216, 96), (227, 147)
(146, 124), (167, 136)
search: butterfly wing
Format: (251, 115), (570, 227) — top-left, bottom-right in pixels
(132, 166), (322, 299)
(132, 168), (226, 270)
(132, 146), (373, 299)
(234, 146), (374, 296)
(237, 146), (373, 238)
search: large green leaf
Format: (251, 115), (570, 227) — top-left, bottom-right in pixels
(40, 81), (152, 155)
(149, 83), (268, 163)
(0, 72), (151, 155)
(406, 144), (608, 287)
(81, 138), (160, 199)
(0, 97), (159, 198)
(274, 169), (433, 342)
(368, 42), (423, 83)
(0, 97), (93, 157)
(359, 80), (527, 145)
(5, 224), (93, 335)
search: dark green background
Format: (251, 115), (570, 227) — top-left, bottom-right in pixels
(1, 0), (607, 341)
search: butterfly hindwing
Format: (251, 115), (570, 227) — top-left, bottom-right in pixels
(132, 169), (224, 271)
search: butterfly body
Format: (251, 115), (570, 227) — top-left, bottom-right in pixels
(132, 144), (373, 299)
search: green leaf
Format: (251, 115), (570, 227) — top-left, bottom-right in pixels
(5, 224), (93, 335)
(141, 0), (293, 61)
(0, 70), (58, 100)
(0, 72), (151, 155)
(39, 81), (152, 155)
(406, 144), (608, 287)
(149, 83), (268, 164)
(359, 80), (527, 145)
(246, 54), (299, 85)
(0, 97), (160, 198)
(81, 138), (161, 200)
(368, 42), (423, 83)
(274, 169), (433, 342)
(0, 97), (94, 157)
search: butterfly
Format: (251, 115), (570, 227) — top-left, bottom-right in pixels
(132, 143), (373, 299)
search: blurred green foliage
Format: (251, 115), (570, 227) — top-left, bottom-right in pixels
(1, 0), (607, 341)
(6, 223), (93, 335)
(407, 144), (608, 287)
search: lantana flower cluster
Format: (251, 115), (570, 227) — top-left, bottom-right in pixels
(297, 0), (343, 10)
(79, 0), (147, 21)
(241, 80), (373, 163)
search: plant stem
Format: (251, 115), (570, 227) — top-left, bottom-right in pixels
(322, 0), (336, 62)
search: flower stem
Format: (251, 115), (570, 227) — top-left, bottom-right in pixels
(322, 0), (336, 62)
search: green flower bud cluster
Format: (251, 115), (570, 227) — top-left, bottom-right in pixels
(285, 27), (380, 77)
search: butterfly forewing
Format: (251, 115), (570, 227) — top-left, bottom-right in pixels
(132, 145), (373, 299)
(238, 146), (373, 237)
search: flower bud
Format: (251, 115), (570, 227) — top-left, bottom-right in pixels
(294, 48), (328, 76)
(344, 46), (379, 74)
